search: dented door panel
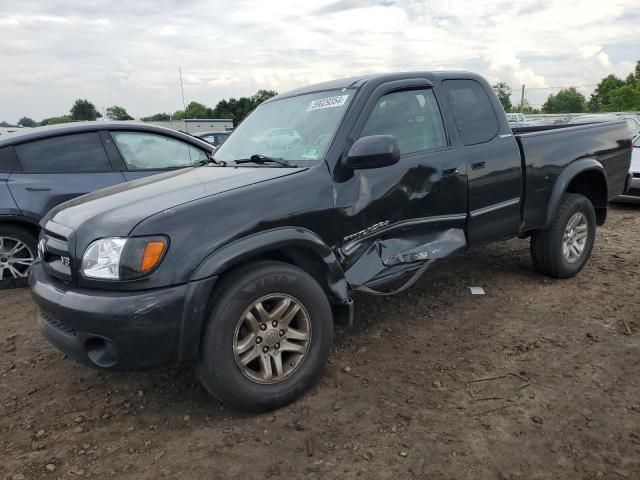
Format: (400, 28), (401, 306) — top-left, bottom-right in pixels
(334, 147), (468, 289)
(340, 225), (466, 288)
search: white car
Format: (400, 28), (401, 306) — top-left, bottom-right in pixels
(506, 112), (528, 128)
(615, 135), (640, 203)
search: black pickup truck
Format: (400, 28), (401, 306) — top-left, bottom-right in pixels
(30, 72), (632, 412)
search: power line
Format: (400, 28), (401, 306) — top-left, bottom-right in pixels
(525, 84), (598, 90)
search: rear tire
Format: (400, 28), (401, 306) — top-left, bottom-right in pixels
(0, 225), (37, 289)
(530, 193), (596, 278)
(195, 260), (333, 412)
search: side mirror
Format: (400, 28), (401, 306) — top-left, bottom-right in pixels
(343, 135), (400, 169)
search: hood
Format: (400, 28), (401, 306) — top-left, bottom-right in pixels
(45, 166), (304, 237)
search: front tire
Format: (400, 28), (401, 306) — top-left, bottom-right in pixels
(195, 261), (333, 412)
(530, 193), (596, 278)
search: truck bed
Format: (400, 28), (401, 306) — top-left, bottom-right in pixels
(514, 121), (632, 232)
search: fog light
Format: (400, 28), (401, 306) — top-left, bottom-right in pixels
(85, 337), (118, 368)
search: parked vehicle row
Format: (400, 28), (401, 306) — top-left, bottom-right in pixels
(195, 130), (230, 147)
(568, 113), (640, 139)
(506, 113), (640, 138)
(506, 112), (528, 127)
(29, 71), (633, 412)
(0, 122), (214, 287)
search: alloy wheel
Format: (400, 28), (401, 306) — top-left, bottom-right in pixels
(562, 212), (588, 263)
(0, 236), (35, 280)
(233, 293), (312, 384)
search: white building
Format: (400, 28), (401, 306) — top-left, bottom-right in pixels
(145, 118), (233, 134)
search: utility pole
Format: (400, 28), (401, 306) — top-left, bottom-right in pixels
(520, 84), (525, 113)
(179, 68), (187, 111)
(179, 67), (188, 133)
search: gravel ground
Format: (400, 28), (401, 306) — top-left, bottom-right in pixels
(1, 205), (639, 480)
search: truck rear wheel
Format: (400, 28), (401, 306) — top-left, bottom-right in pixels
(195, 260), (333, 412)
(530, 193), (596, 278)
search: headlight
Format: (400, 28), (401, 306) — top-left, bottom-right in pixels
(82, 236), (167, 280)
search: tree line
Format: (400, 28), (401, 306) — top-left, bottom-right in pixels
(7, 61), (639, 127)
(494, 60), (640, 114)
(3, 90), (278, 129)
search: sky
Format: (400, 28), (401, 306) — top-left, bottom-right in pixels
(1, 0), (638, 123)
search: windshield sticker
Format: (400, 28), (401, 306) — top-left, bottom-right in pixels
(307, 94), (349, 112)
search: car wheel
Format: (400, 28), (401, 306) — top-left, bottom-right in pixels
(530, 193), (596, 278)
(195, 260), (333, 412)
(0, 225), (37, 289)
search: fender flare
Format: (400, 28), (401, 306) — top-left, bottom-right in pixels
(192, 227), (350, 304)
(0, 214), (40, 228)
(543, 158), (607, 229)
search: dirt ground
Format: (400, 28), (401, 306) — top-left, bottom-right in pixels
(1, 205), (639, 480)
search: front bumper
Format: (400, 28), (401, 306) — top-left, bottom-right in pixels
(613, 175), (640, 203)
(29, 262), (217, 371)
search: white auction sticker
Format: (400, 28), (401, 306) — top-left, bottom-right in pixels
(307, 94), (349, 111)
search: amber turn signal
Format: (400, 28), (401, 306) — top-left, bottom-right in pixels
(140, 240), (166, 272)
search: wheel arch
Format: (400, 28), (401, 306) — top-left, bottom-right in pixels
(192, 227), (351, 307)
(0, 215), (40, 238)
(544, 159), (608, 229)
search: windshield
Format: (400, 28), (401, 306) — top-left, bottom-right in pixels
(213, 89), (354, 165)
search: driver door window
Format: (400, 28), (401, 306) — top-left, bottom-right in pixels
(111, 132), (208, 170)
(359, 89), (447, 155)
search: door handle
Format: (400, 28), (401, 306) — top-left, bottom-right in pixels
(442, 167), (459, 176)
(471, 161), (486, 170)
(25, 187), (52, 192)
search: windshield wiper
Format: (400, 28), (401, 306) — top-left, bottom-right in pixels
(233, 154), (293, 167)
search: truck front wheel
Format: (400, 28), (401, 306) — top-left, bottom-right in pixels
(530, 193), (596, 278)
(195, 260), (333, 412)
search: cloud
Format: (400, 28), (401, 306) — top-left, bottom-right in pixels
(579, 44), (612, 68)
(312, 0), (395, 15)
(0, 0), (637, 122)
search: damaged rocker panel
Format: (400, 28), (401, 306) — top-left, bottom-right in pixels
(340, 216), (468, 290)
(340, 213), (467, 256)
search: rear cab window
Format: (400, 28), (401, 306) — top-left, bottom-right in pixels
(14, 132), (111, 172)
(443, 79), (500, 145)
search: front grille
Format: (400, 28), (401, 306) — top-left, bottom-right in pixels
(40, 311), (78, 338)
(632, 172), (640, 179)
(40, 224), (73, 282)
